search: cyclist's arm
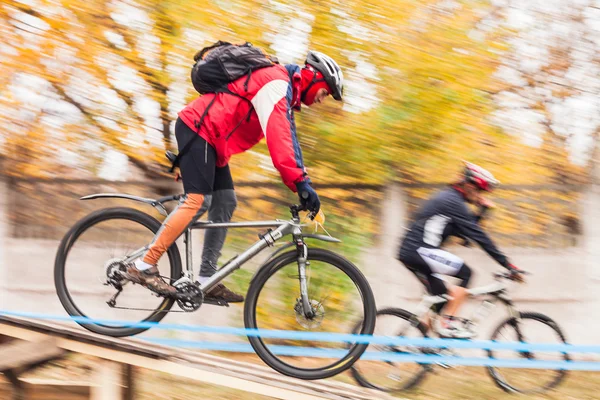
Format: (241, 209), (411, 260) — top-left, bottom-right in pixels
(251, 79), (307, 192)
(474, 206), (490, 223)
(446, 199), (510, 268)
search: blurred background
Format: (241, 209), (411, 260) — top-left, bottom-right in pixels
(1, 0), (600, 397)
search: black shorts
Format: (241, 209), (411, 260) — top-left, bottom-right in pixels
(399, 247), (472, 297)
(175, 118), (234, 195)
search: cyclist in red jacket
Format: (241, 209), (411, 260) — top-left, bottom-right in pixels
(123, 51), (344, 302)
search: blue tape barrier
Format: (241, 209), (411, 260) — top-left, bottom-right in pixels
(0, 310), (597, 354)
(146, 338), (598, 371)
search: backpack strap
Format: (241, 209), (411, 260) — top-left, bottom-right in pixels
(169, 95), (218, 172)
(169, 88), (254, 172)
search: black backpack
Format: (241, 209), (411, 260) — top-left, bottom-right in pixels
(169, 41), (278, 172)
(191, 41), (278, 94)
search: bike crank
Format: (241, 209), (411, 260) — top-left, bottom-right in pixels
(174, 281), (204, 312)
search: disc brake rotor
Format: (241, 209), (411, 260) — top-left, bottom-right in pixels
(294, 299), (325, 329)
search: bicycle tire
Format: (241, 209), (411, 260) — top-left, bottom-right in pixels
(244, 248), (376, 380)
(487, 311), (569, 393)
(54, 207), (182, 337)
(350, 307), (430, 391)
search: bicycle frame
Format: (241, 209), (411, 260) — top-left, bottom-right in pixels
(410, 276), (519, 329)
(81, 192), (340, 316)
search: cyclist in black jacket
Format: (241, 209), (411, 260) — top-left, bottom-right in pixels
(398, 162), (523, 338)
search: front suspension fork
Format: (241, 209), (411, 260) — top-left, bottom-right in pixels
(296, 238), (314, 319)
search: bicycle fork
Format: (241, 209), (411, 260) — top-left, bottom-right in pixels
(295, 233), (315, 319)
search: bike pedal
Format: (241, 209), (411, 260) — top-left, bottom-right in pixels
(203, 298), (230, 307)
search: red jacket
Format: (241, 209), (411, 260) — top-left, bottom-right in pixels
(178, 64), (306, 192)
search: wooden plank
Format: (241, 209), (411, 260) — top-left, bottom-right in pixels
(179, 352), (388, 400)
(0, 323), (331, 400)
(0, 317), (396, 400)
(1, 380), (91, 400)
(0, 338), (65, 371)
(0, 316), (170, 360)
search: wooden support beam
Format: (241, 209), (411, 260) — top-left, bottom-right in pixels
(123, 364), (135, 400)
(90, 359), (122, 400)
(4, 369), (24, 400)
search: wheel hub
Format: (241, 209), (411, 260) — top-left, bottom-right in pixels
(294, 299), (325, 329)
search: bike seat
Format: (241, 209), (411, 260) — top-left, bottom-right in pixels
(165, 151), (177, 164)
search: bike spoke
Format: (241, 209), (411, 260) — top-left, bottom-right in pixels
(253, 258), (367, 370)
(62, 217), (172, 327)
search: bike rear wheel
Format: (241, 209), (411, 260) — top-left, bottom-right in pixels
(244, 248), (376, 380)
(487, 312), (569, 393)
(350, 308), (430, 391)
(54, 207), (182, 337)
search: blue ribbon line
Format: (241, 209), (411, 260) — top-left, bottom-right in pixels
(146, 338), (598, 370)
(0, 310), (597, 354)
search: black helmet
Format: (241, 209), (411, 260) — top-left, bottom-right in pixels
(305, 50), (344, 101)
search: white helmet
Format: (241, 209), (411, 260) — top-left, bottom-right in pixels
(463, 161), (500, 191)
(305, 50), (344, 101)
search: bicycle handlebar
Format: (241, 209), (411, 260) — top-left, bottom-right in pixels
(494, 270), (530, 281)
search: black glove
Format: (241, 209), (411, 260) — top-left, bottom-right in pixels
(295, 181), (320, 214)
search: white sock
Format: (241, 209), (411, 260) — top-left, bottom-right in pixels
(198, 276), (210, 285)
(135, 259), (154, 271)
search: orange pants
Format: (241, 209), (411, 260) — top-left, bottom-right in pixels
(143, 193), (204, 265)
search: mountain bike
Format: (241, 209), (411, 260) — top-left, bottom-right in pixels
(350, 270), (569, 393)
(54, 192), (376, 380)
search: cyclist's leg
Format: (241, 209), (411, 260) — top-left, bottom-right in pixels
(443, 263), (471, 316)
(124, 118), (215, 294)
(416, 247), (471, 314)
(198, 165), (244, 302)
(199, 165), (236, 279)
(400, 250), (448, 303)
(416, 247), (473, 337)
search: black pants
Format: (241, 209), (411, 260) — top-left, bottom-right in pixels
(175, 118), (237, 277)
(175, 117), (233, 194)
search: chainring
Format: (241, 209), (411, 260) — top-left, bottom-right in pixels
(174, 282), (204, 312)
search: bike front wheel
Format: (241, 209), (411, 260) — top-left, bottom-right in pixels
(244, 248), (376, 380)
(54, 207), (182, 337)
(487, 311), (569, 393)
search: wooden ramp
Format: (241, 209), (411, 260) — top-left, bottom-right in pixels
(0, 315), (395, 400)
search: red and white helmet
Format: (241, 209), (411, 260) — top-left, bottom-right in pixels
(463, 161), (499, 191)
